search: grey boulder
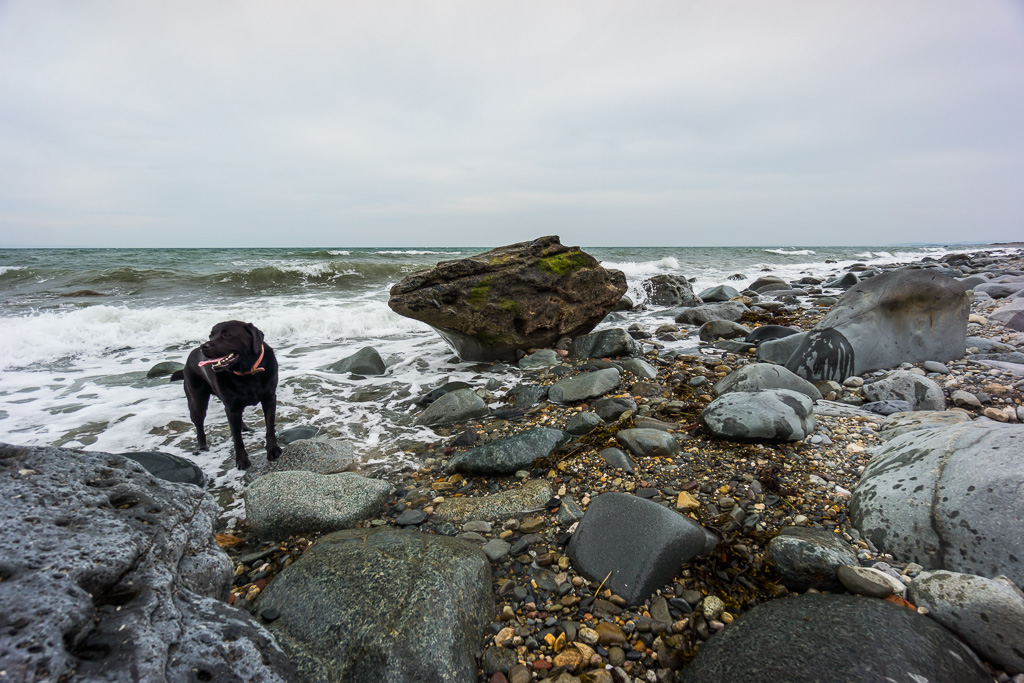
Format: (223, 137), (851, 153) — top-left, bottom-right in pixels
(246, 437), (355, 480)
(850, 421), (1024, 586)
(697, 284), (741, 302)
(673, 301), (749, 325)
(117, 450), (207, 487)
(642, 274), (701, 307)
(567, 492), (717, 604)
(570, 328), (642, 359)
(548, 367), (620, 403)
(862, 370), (946, 411)
(714, 363), (822, 402)
(244, 470), (390, 539)
(0, 444), (291, 682)
(764, 526), (858, 592)
(324, 346), (386, 375)
(257, 528), (493, 683)
(697, 320), (750, 343)
(565, 411), (602, 435)
(415, 388), (489, 426)
(680, 593), (990, 683)
(593, 396), (637, 422)
(702, 389), (816, 442)
(756, 331), (809, 365)
(445, 427), (570, 475)
(909, 570), (1024, 674)
(518, 349), (562, 369)
(614, 428), (680, 458)
(432, 479), (552, 525)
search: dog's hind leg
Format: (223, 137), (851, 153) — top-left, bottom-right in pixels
(225, 407), (252, 470)
(261, 395), (282, 461)
(185, 382), (212, 452)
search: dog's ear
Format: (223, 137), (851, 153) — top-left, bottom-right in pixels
(246, 323), (264, 355)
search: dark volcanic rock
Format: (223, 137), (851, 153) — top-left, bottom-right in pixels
(850, 421), (1024, 586)
(570, 328), (642, 359)
(567, 492), (717, 604)
(784, 328), (856, 383)
(642, 274), (701, 307)
(0, 443), (291, 682)
(445, 427), (571, 475)
(323, 346), (386, 375)
(257, 528), (492, 683)
(387, 236), (627, 361)
(680, 593), (990, 683)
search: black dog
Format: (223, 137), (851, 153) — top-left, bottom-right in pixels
(171, 321), (281, 470)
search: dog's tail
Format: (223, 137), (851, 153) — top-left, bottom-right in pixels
(170, 370), (184, 382)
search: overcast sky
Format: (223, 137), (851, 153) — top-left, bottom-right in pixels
(1, 1), (1022, 248)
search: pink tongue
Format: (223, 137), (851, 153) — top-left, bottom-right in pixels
(198, 355), (230, 367)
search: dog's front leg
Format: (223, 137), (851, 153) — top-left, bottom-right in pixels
(262, 395), (282, 461)
(225, 407), (251, 470)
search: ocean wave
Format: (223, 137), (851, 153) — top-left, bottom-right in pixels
(374, 250), (460, 255)
(600, 257), (681, 279)
(0, 265), (27, 275)
(763, 248), (816, 256)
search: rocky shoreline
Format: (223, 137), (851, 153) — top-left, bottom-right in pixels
(3, 244), (1024, 682)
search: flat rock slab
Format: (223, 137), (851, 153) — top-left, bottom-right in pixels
(433, 479), (552, 525)
(878, 410), (972, 440)
(445, 427), (570, 475)
(567, 492), (717, 604)
(909, 570), (1024, 674)
(0, 443), (291, 682)
(245, 470), (390, 540)
(673, 302), (748, 326)
(548, 367), (621, 403)
(702, 389), (816, 442)
(258, 528), (493, 683)
(764, 526), (858, 593)
(850, 421), (1024, 586)
(246, 437), (355, 480)
(680, 593), (990, 683)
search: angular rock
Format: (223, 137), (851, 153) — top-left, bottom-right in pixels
(673, 302), (748, 325)
(801, 270), (970, 377)
(697, 285), (741, 302)
(324, 346), (386, 375)
(642, 274), (701, 307)
(680, 593), (990, 683)
(599, 447), (636, 473)
(570, 328), (642, 359)
(567, 492), (717, 604)
(697, 320), (750, 343)
(245, 470), (390, 539)
(745, 325), (799, 345)
(506, 384), (548, 409)
(565, 411), (602, 435)
(702, 389), (816, 442)
(764, 526), (858, 592)
(548, 368), (620, 403)
(756, 331), (809, 365)
(593, 396), (637, 422)
(415, 388), (489, 426)
(784, 328), (856, 383)
(614, 429), (680, 458)
(748, 276), (789, 292)
(0, 444), (291, 682)
(862, 370), (945, 411)
(118, 450), (208, 487)
(518, 349), (561, 369)
(714, 363), (822, 402)
(445, 427), (570, 476)
(615, 357), (658, 380)
(147, 360), (184, 378)
(862, 400), (914, 416)
(909, 570), (1024, 674)
(258, 528), (492, 683)
(850, 421), (1024, 585)
(388, 236), (627, 361)
(415, 381), (472, 406)
(433, 480), (552, 524)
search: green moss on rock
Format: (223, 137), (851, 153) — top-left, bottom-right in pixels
(538, 250), (589, 276)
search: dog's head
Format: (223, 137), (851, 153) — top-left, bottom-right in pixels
(199, 321), (265, 372)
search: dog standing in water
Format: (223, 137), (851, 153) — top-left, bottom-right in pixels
(172, 321), (281, 470)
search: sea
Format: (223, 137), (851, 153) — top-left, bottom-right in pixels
(0, 244), (990, 524)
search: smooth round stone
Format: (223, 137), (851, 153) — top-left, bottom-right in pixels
(837, 564), (903, 598)
(463, 520), (493, 533)
(395, 509), (427, 526)
(482, 538), (512, 561)
(923, 361), (951, 374)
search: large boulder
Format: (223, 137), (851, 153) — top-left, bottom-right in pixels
(786, 270), (969, 381)
(909, 570), (1024, 674)
(570, 328), (642, 359)
(567, 492), (717, 604)
(701, 389), (816, 442)
(850, 421), (1024, 585)
(387, 236), (627, 361)
(323, 346), (386, 375)
(415, 388), (489, 426)
(641, 274), (701, 307)
(673, 301), (748, 325)
(0, 443), (291, 682)
(257, 528), (492, 683)
(714, 363), (822, 401)
(547, 368), (621, 403)
(680, 593), (990, 683)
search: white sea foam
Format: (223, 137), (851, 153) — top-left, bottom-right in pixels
(374, 250), (460, 255)
(0, 265), (26, 275)
(328, 250), (351, 256)
(763, 248), (816, 256)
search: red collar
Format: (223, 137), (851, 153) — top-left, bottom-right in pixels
(234, 345), (266, 376)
